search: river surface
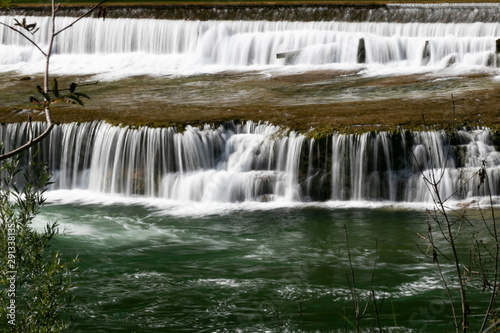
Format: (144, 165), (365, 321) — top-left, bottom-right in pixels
(37, 198), (480, 333)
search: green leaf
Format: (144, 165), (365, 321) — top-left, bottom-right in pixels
(65, 95), (84, 106)
(52, 79), (59, 98)
(40, 92), (51, 103)
(74, 92), (90, 99)
(29, 96), (40, 105)
(35, 85), (51, 101)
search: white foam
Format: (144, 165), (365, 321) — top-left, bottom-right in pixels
(32, 212), (98, 236)
(44, 189), (500, 219)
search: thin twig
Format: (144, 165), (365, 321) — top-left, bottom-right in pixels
(54, 0), (108, 37)
(0, 22), (47, 56)
(427, 221), (460, 331)
(344, 225), (360, 332)
(370, 239), (382, 332)
(479, 161), (500, 332)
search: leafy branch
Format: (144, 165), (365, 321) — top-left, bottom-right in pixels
(14, 18), (39, 34)
(0, 0), (108, 161)
(30, 79), (94, 113)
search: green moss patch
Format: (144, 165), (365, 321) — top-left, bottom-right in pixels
(1, 71), (500, 138)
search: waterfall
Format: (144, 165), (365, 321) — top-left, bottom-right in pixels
(1, 121), (499, 204)
(1, 12), (500, 78)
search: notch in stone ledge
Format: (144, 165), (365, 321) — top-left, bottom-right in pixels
(357, 38), (366, 64)
(485, 39), (500, 67)
(495, 39), (500, 67)
(276, 50), (301, 65)
(484, 39), (500, 67)
(422, 40), (430, 66)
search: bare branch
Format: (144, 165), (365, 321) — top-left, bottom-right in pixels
(368, 239), (383, 333)
(50, 81), (98, 93)
(442, 171), (480, 204)
(0, 111), (53, 161)
(0, 21), (47, 57)
(436, 95), (456, 183)
(427, 220), (460, 330)
(479, 167), (500, 332)
(344, 225), (360, 332)
(54, 0), (108, 37)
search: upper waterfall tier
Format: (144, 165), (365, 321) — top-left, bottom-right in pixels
(1, 9), (500, 78)
(2, 121), (499, 205)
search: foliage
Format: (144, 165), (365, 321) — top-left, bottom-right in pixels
(29, 79), (91, 122)
(414, 108), (500, 332)
(0, 155), (79, 332)
(0, 0), (107, 161)
(0, 1), (107, 331)
(0, 0), (12, 9)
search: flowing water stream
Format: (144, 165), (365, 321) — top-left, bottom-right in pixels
(2, 4), (500, 332)
(2, 4), (500, 78)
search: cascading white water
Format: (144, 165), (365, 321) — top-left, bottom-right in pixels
(1, 13), (500, 78)
(0, 121), (307, 202)
(1, 121), (499, 204)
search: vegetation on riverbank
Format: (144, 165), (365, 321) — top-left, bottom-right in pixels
(9, 0), (500, 5)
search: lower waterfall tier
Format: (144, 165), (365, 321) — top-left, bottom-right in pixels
(2, 121), (499, 204)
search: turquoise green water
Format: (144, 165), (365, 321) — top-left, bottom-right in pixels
(35, 200), (496, 332)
